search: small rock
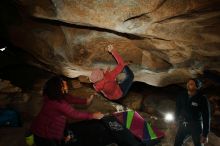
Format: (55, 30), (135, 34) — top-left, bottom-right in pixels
(71, 79), (82, 89)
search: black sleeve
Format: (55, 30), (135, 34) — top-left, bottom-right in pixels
(201, 95), (211, 137)
(175, 94), (182, 122)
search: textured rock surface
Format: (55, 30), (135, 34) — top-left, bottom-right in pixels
(2, 0), (220, 86)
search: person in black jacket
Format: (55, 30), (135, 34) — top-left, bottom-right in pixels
(174, 79), (211, 146)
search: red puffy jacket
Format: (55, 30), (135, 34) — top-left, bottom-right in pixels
(31, 94), (93, 140)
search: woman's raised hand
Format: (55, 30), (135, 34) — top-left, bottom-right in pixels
(86, 94), (94, 105)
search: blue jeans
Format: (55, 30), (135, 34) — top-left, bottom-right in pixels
(119, 66), (134, 97)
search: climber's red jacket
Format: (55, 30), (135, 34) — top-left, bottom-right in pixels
(93, 50), (126, 100)
(31, 94), (93, 140)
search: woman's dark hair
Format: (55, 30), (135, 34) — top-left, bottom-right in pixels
(43, 76), (66, 100)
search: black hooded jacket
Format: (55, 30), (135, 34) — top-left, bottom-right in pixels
(175, 90), (211, 137)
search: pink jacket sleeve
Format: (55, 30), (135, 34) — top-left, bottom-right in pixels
(108, 50), (126, 79)
(59, 102), (93, 120)
(93, 81), (104, 92)
(65, 94), (87, 105)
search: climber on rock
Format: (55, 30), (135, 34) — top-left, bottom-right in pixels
(89, 44), (134, 101)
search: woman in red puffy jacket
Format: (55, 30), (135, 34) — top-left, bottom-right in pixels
(31, 76), (104, 146)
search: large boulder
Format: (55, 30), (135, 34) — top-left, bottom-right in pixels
(1, 0), (220, 86)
